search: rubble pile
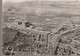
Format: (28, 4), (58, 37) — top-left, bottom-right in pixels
(54, 27), (80, 55)
(3, 19), (80, 56)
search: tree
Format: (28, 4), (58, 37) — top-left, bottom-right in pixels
(25, 22), (32, 27)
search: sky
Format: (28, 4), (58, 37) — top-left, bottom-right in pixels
(3, 0), (80, 2)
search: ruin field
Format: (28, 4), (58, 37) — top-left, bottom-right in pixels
(2, 1), (80, 56)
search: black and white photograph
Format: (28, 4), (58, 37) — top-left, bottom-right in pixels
(2, 0), (80, 56)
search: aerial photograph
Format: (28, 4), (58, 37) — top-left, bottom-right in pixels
(2, 0), (80, 56)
